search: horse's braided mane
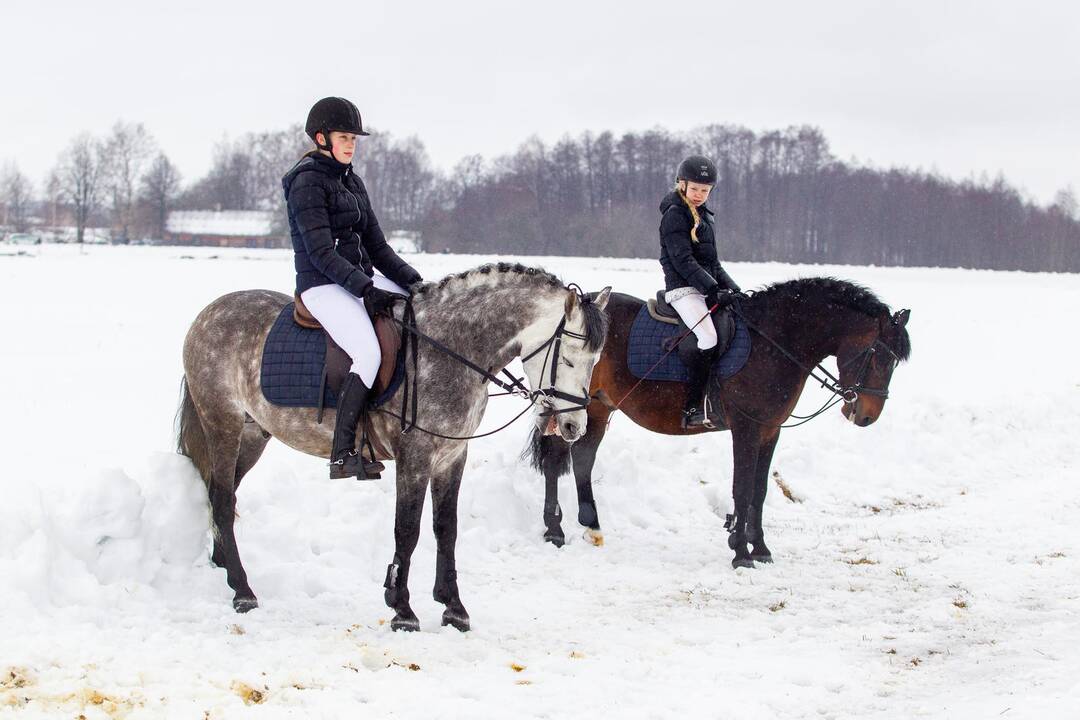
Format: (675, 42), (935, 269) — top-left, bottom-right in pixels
(413, 262), (608, 351)
(414, 262), (564, 296)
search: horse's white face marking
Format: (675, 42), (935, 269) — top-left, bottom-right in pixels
(521, 289), (609, 444)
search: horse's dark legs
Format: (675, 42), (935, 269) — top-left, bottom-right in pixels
(203, 414), (258, 612)
(570, 412), (609, 545)
(748, 431), (780, 563)
(212, 423), (269, 569)
(728, 424), (760, 569)
(539, 435), (572, 546)
(384, 460), (430, 632)
(431, 450), (469, 631)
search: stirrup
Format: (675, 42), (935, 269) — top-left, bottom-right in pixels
(681, 407), (715, 430)
(329, 450), (385, 481)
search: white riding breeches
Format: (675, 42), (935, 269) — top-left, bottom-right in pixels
(300, 274), (408, 386)
(667, 290), (718, 350)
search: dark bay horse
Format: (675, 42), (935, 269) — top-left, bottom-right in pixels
(529, 277), (911, 568)
(177, 263), (610, 630)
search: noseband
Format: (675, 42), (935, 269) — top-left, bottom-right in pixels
(837, 338), (901, 403)
(520, 315), (592, 417)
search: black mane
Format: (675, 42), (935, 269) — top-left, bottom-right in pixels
(752, 277), (888, 316)
(749, 277), (910, 360)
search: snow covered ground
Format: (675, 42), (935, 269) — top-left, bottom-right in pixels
(1, 244), (1077, 719)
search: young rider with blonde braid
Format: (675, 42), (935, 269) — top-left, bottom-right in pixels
(658, 155), (742, 429)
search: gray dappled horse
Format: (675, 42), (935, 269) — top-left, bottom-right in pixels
(177, 263), (610, 631)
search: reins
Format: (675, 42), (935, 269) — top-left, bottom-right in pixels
(373, 291), (594, 442)
(610, 293), (899, 430)
(726, 302), (897, 428)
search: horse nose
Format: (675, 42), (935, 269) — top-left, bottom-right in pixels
(858, 415), (874, 427)
(561, 420), (580, 440)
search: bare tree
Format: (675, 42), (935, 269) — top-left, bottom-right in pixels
(1053, 186), (1078, 220)
(140, 153), (182, 241)
(54, 133), (104, 245)
(1, 162), (34, 232)
(103, 122), (155, 243)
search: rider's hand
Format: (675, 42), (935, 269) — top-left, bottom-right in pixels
(363, 284), (398, 315)
(706, 289), (734, 312)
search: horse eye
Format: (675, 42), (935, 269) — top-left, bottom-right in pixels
(562, 358), (575, 368)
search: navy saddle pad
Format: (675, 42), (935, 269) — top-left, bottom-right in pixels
(260, 303), (402, 409)
(626, 305), (752, 382)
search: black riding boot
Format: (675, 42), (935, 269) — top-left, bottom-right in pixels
(330, 372), (385, 480)
(682, 347), (716, 429)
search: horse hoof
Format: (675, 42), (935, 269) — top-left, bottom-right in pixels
(391, 615), (420, 632)
(233, 596), (259, 613)
(583, 528), (605, 547)
(731, 557), (755, 570)
(544, 531), (566, 548)
(442, 610), (471, 632)
(751, 553), (774, 564)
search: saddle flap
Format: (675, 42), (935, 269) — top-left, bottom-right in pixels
(321, 312), (402, 398)
(654, 290), (680, 319)
(643, 293), (678, 325)
(293, 293), (322, 329)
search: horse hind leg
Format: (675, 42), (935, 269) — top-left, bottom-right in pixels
(203, 409), (259, 612)
(211, 420), (270, 568)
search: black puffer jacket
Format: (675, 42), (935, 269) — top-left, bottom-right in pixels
(658, 191), (739, 294)
(282, 152), (422, 297)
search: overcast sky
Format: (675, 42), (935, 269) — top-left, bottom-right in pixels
(3, 0), (1078, 204)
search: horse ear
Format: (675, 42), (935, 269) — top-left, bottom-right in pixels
(564, 288), (580, 318)
(594, 287), (612, 311)
(893, 309), (911, 327)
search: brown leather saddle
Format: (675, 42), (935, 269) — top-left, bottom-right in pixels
(652, 291), (735, 356)
(292, 292), (403, 409)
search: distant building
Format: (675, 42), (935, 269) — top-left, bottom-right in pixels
(164, 210), (283, 248)
(387, 230), (421, 254)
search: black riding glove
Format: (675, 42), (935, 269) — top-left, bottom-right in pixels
(706, 289), (735, 312)
(363, 284), (397, 316)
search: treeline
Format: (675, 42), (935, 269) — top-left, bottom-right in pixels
(3, 121), (1079, 271)
(421, 125), (1080, 271)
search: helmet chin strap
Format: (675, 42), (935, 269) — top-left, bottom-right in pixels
(315, 129), (333, 152)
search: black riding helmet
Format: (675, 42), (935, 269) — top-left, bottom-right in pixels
(305, 97), (370, 151)
(676, 155), (718, 185)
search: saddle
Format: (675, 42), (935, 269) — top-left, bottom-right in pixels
(292, 292), (402, 405)
(650, 291), (735, 357)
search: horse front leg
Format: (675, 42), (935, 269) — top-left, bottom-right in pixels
(384, 454), (430, 632)
(431, 447), (469, 631)
(570, 410), (610, 546)
(727, 424), (760, 569)
(747, 431), (780, 564)
(538, 433), (572, 547)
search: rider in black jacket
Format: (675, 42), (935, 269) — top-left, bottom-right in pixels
(659, 155), (741, 429)
(283, 97), (423, 479)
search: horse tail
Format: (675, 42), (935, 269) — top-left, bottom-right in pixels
(176, 375), (213, 487)
(522, 425), (572, 478)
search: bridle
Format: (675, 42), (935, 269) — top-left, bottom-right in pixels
(729, 304), (903, 428)
(376, 288), (596, 440)
(836, 337), (901, 403)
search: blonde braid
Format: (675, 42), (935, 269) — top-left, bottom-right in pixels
(676, 182), (701, 242)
